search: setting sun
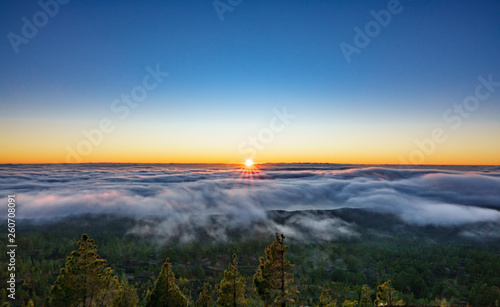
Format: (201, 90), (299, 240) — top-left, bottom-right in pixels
(245, 159), (254, 167)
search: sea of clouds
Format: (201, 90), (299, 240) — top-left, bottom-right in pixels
(1, 163), (499, 242)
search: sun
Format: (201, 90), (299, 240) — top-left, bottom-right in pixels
(237, 158), (261, 182)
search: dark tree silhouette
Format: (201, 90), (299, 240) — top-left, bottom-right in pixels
(145, 258), (189, 307)
(254, 233), (298, 306)
(50, 234), (124, 306)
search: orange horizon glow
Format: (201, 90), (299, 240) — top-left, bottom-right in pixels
(1, 134), (499, 166)
(1, 145), (499, 165)
(2, 115), (500, 166)
(1, 156), (499, 166)
(1, 147), (500, 166)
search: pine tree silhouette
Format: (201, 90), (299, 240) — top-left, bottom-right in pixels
(145, 258), (189, 307)
(254, 233), (298, 306)
(217, 254), (247, 306)
(50, 234), (121, 306)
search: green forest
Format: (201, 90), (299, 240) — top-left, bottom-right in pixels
(1, 211), (500, 306)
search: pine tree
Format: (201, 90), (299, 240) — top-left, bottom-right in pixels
(430, 297), (450, 307)
(145, 258), (189, 307)
(253, 233), (298, 306)
(319, 289), (336, 307)
(359, 285), (372, 307)
(374, 280), (404, 306)
(50, 234), (120, 306)
(217, 254), (247, 306)
(196, 282), (214, 307)
(113, 275), (139, 307)
(342, 299), (358, 307)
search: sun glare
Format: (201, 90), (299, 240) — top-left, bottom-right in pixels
(237, 158), (261, 182)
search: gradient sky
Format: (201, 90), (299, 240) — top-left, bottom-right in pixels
(1, 0), (500, 164)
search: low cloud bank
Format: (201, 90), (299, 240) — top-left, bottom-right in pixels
(1, 163), (499, 241)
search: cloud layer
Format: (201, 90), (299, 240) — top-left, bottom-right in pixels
(1, 163), (499, 241)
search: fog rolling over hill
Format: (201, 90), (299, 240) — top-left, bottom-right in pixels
(1, 163), (499, 243)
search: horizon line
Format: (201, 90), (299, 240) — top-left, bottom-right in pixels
(1, 162), (499, 167)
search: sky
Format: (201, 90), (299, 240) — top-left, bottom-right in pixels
(1, 0), (500, 164)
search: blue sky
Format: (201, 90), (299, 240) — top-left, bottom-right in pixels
(1, 0), (500, 164)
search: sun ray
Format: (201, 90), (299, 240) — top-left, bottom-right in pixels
(234, 159), (265, 187)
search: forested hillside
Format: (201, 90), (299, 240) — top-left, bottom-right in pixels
(1, 210), (499, 306)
